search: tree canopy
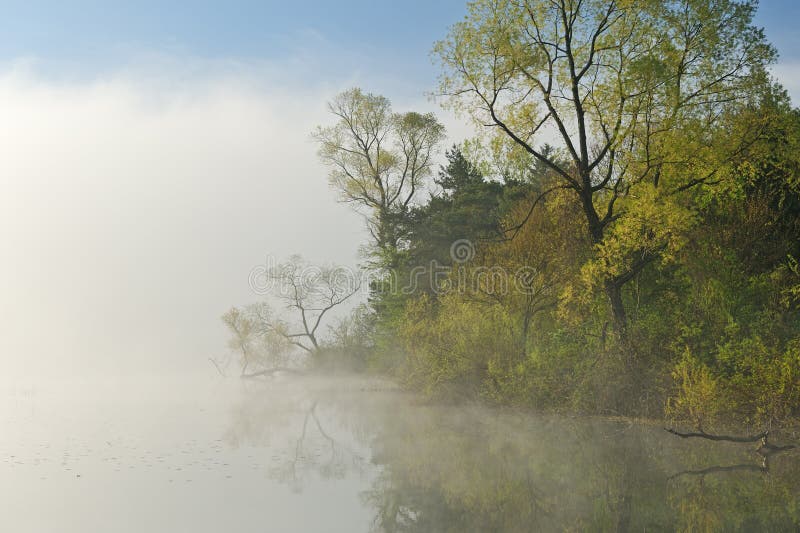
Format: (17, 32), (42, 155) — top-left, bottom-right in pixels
(434, 0), (776, 334)
(315, 88), (446, 265)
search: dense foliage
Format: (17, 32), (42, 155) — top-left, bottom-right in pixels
(356, 1), (800, 429)
(225, 0), (800, 430)
(362, 97), (800, 428)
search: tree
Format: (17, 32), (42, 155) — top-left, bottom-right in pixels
(315, 88), (446, 267)
(263, 256), (361, 354)
(223, 257), (361, 375)
(434, 0), (775, 337)
(403, 146), (511, 272)
(221, 304), (293, 377)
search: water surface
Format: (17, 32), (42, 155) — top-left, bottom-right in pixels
(1, 375), (798, 532)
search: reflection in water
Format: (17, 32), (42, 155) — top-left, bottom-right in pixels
(227, 377), (800, 533)
(1, 377), (797, 532)
(223, 379), (373, 494)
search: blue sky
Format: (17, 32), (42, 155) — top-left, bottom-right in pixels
(1, 1), (797, 97)
(0, 1), (464, 89)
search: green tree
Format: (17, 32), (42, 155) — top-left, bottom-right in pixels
(314, 88), (446, 268)
(434, 0), (776, 338)
(403, 146), (514, 272)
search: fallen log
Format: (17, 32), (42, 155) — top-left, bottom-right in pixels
(757, 441), (796, 455)
(664, 428), (768, 443)
(664, 428), (796, 454)
(241, 367), (306, 379)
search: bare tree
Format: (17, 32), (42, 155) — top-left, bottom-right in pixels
(265, 256), (362, 354)
(223, 256), (362, 376)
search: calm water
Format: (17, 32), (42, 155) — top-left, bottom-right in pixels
(1, 375), (798, 532)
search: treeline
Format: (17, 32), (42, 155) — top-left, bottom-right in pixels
(224, 0), (800, 429)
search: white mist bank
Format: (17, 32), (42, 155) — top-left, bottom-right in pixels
(0, 56), (480, 382)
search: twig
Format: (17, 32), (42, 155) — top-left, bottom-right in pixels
(208, 357), (227, 377)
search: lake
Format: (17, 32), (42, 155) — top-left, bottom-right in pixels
(1, 375), (798, 532)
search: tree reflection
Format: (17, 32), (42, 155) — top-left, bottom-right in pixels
(224, 379), (800, 531)
(222, 379), (368, 492)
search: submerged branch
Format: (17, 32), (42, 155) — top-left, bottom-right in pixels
(665, 428), (797, 455)
(240, 367), (306, 379)
(664, 428), (768, 443)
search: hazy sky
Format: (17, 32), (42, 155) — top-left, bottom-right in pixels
(1, 1), (797, 380)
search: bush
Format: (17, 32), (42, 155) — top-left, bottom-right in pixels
(397, 294), (519, 400)
(666, 350), (729, 430)
(717, 336), (800, 426)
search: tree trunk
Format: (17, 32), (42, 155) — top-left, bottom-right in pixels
(579, 186), (629, 337)
(605, 281), (627, 339)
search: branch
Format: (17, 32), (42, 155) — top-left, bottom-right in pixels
(500, 184), (572, 241)
(241, 367), (306, 379)
(208, 357), (227, 377)
(664, 427), (768, 443)
(309, 280), (362, 337)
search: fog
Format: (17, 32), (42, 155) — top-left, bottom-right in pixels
(2, 30), (800, 533)
(4, 374), (796, 532)
(0, 58), (472, 381)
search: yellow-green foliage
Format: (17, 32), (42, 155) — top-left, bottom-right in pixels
(783, 255), (800, 309)
(667, 350), (729, 430)
(583, 184), (695, 288)
(717, 336), (800, 426)
(667, 339), (800, 429)
(397, 293), (519, 400)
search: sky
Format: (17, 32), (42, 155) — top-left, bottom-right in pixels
(0, 1), (797, 380)
(0, 1), (797, 93)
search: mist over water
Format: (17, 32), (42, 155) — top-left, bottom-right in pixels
(0, 376), (376, 532)
(2, 3), (800, 531)
(2, 374), (798, 532)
